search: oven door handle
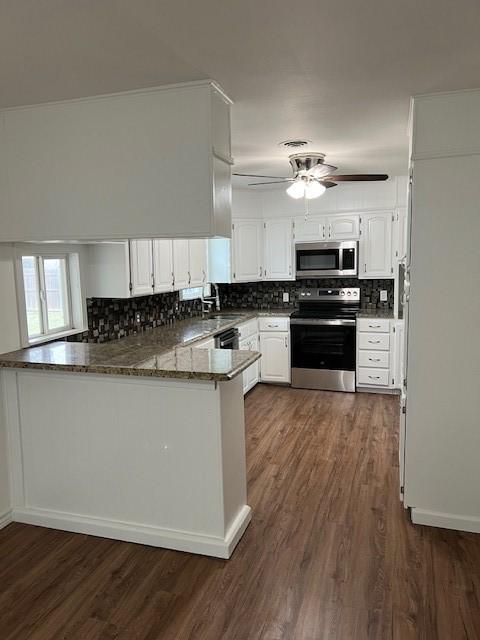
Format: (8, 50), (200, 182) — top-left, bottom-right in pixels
(290, 318), (356, 326)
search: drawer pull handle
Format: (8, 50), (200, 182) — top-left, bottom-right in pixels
(368, 340), (381, 344)
(368, 375), (380, 380)
(268, 324), (279, 328)
(369, 324), (381, 328)
(369, 358), (381, 362)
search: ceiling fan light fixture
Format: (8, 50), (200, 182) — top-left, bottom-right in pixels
(286, 180), (305, 199)
(305, 180), (326, 199)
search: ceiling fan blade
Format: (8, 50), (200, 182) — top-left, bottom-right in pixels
(247, 179), (294, 186)
(322, 174), (389, 182)
(320, 180), (338, 188)
(233, 173), (291, 179)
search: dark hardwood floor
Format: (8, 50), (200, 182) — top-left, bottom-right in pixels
(1, 385), (479, 639)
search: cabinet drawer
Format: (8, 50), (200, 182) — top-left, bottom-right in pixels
(237, 318), (258, 340)
(358, 350), (390, 369)
(357, 318), (390, 333)
(258, 317), (289, 332)
(358, 332), (390, 351)
(357, 367), (390, 386)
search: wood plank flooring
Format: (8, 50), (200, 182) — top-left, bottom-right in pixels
(1, 385), (479, 639)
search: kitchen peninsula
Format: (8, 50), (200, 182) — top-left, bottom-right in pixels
(0, 314), (260, 558)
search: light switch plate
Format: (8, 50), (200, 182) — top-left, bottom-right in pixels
(283, 292), (289, 303)
(380, 290), (388, 302)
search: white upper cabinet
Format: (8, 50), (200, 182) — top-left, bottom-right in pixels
(153, 239), (174, 293)
(263, 219), (294, 280)
(293, 216), (326, 242)
(359, 212), (393, 279)
(173, 240), (190, 290)
(188, 239), (208, 287)
(211, 88), (232, 163)
(232, 219), (263, 282)
(0, 81), (233, 242)
(293, 214), (359, 242)
(129, 240), (153, 296)
(326, 215), (360, 240)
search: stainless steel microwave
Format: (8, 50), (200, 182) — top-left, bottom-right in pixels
(295, 241), (358, 278)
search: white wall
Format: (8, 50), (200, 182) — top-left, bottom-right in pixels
(233, 176), (407, 219)
(0, 245), (21, 522)
(404, 90), (480, 532)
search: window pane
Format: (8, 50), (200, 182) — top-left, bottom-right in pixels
(44, 258), (70, 331)
(22, 256), (43, 338)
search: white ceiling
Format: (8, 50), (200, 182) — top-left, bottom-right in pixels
(1, 0), (480, 186)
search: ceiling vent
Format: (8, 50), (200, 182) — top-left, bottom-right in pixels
(279, 139), (310, 148)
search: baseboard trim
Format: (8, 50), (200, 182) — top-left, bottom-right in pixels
(356, 386), (400, 395)
(0, 509), (12, 530)
(13, 505), (252, 558)
(411, 508), (480, 534)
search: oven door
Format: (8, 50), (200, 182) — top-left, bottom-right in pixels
(295, 241), (357, 278)
(290, 318), (356, 391)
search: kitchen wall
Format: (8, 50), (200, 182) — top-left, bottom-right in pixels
(219, 278), (394, 311)
(0, 245), (22, 525)
(234, 176), (408, 219)
(71, 291), (203, 343)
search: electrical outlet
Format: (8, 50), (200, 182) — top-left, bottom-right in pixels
(283, 292), (289, 303)
(380, 290), (388, 302)
(135, 312), (141, 324)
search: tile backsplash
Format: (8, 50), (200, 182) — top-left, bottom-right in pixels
(71, 291), (202, 343)
(71, 278), (394, 343)
(219, 278), (394, 311)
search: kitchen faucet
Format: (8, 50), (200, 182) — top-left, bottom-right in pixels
(201, 283), (221, 314)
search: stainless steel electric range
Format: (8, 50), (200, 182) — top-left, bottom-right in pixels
(290, 287), (360, 393)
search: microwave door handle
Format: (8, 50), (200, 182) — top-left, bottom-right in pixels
(338, 248), (343, 272)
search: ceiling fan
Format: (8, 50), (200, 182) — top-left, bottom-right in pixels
(233, 153), (389, 200)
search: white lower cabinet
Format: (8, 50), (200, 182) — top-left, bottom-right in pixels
(193, 336), (216, 349)
(259, 318), (290, 384)
(240, 335), (260, 395)
(356, 317), (393, 389)
(237, 318), (260, 395)
(392, 320), (405, 389)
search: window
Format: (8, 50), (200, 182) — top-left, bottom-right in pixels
(179, 284), (211, 302)
(21, 255), (73, 341)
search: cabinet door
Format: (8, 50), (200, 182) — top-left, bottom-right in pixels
(250, 334), (260, 387)
(260, 333), (290, 383)
(152, 239), (174, 293)
(327, 215), (360, 240)
(211, 89), (232, 162)
(359, 212), (393, 278)
(188, 239), (208, 287)
(232, 219), (263, 282)
(392, 207), (408, 262)
(129, 240), (153, 296)
(240, 337), (253, 395)
(293, 216), (326, 242)
(393, 321), (405, 389)
(172, 239), (190, 290)
(263, 219), (294, 281)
